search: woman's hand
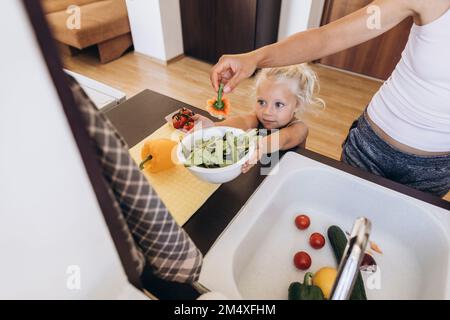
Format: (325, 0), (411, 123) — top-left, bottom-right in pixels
(210, 52), (260, 94)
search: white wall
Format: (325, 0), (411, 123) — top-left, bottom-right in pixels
(278, 0), (326, 40)
(126, 0), (183, 61)
(0, 0), (145, 299)
(159, 0), (184, 60)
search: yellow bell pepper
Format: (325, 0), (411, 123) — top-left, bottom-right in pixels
(139, 139), (177, 173)
(312, 267), (338, 299)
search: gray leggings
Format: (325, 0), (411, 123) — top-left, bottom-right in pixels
(341, 112), (450, 198)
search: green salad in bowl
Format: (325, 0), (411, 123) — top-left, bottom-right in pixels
(177, 127), (257, 184)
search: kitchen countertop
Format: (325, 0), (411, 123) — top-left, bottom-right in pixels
(103, 89), (450, 299)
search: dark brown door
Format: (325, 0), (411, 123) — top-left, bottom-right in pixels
(320, 0), (413, 80)
(215, 0), (258, 60)
(180, 0), (217, 63)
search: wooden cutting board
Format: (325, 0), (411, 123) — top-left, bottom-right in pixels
(128, 123), (221, 226)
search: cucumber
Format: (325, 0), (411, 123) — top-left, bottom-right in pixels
(327, 225), (367, 300)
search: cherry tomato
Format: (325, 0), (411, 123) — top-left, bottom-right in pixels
(180, 107), (195, 117)
(295, 214), (310, 230)
(309, 233), (325, 249)
(172, 114), (187, 129)
(293, 251), (311, 270)
(183, 121), (194, 132)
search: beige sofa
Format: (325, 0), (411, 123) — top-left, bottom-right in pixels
(42, 0), (133, 63)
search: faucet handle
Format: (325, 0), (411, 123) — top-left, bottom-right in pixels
(330, 217), (371, 300)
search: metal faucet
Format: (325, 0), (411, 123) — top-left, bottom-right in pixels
(330, 217), (371, 300)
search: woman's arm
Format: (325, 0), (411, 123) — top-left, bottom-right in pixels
(211, 0), (418, 92)
(256, 0), (416, 68)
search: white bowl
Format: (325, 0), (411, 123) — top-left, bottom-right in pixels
(176, 127), (256, 184)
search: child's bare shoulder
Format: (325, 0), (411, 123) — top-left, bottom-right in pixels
(286, 119), (308, 129)
(281, 119), (309, 135)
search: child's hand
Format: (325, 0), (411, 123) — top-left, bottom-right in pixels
(241, 157), (257, 174)
(241, 139), (263, 174)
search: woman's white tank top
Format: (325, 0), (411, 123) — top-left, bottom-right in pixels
(367, 9), (450, 152)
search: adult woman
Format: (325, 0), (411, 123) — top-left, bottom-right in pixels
(210, 0), (450, 197)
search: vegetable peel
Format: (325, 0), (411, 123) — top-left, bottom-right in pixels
(207, 83), (231, 119)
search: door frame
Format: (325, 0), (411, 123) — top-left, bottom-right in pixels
(320, 0), (334, 26)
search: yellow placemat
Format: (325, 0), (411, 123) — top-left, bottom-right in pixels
(129, 124), (221, 226)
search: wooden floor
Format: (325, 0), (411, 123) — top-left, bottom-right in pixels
(62, 49), (449, 201)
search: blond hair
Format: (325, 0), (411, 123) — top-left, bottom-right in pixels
(255, 64), (325, 113)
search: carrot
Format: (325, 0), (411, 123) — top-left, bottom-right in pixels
(207, 83), (231, 118)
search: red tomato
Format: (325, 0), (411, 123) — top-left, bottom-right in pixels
(293, 251), (311, 270)
(172, 114), (187, 129)
(180, 107), (195, 117)
(295, 215), (310, 230)
(309, 233), (325, 249)
(183, 121), (194, 132)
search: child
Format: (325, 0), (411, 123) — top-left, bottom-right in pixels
(198, 64), (324, 173)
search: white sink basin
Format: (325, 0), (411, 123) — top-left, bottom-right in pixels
(199, 152), (450, 300)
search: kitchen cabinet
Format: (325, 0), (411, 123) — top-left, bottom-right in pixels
(179, 0), (282, 64)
